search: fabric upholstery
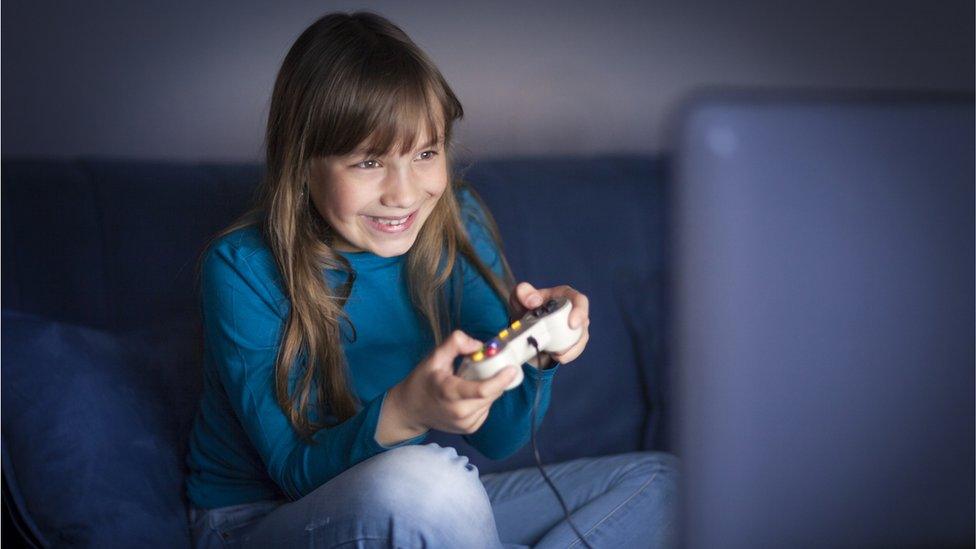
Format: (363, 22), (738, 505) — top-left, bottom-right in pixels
(1, 154), (670, 547)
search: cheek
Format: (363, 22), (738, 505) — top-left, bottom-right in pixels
(428, 182), (447, 199)
(324, 184), (368, 219)
(425, 166), (450, 196)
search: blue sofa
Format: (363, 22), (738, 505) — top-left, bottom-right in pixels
(1, 155), (672, 547)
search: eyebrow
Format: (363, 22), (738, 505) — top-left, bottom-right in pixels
(352, 135), (444, 157)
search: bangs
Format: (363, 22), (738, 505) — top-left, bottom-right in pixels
(307, 47), (453, 160)
(357, 82), (443, 158)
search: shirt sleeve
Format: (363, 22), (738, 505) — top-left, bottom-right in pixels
(454, 187), (560, 460)
(200, 242), (428, 501)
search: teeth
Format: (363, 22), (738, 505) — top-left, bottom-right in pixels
(370, 215), (408, 226)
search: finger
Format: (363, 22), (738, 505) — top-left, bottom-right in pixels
(455, 396), (494, 423)
(552, 322), (590, 363)
(509, 281), (544, 316)
(453, 366), (516, 400)
(431, 330), (483, 370)
(451, 365), (518, 400)
(465, 406), (492, 434)
(568, 291), (590, 329)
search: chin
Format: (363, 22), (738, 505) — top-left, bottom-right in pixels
(370, 237), (416, 257)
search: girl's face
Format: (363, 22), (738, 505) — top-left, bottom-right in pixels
(309, 125), (448, 258)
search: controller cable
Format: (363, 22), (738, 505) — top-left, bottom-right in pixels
(526, 336), (594, 549)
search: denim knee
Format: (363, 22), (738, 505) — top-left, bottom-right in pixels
(346, 443), (499, 544)
(630, 452), (680, 487)
(634, 452), (680, 476)
(623, 451), (680, 512)
(360, 443), (486, 509)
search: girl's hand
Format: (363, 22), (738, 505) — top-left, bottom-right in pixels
(390, 330), (518, 435)
(508, 282), (590, 365)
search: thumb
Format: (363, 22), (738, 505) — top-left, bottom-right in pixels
(509, 281), (542, 317)
(431, 330), (483, 370)
(455, 364), (520, 400)
(482, 365), (521, 397)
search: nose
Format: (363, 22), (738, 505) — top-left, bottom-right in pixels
(379, 163), (422, 211)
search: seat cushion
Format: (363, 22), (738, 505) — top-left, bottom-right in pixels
(1, 310), (200, 548)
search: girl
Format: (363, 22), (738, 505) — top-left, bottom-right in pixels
(184, 10), (677, 548)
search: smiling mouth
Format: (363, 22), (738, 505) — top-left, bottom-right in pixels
(367, 212), (413, 222)
(363, 210), (418, 234)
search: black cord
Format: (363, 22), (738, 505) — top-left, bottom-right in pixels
(526, 336), (594, 549)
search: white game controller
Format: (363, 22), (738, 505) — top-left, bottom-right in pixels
(456, 296), (583, 390)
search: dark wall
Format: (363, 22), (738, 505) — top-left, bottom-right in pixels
(2, 0), (973, 161)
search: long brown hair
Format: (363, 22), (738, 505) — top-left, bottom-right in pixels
(196, 11), (517, 441)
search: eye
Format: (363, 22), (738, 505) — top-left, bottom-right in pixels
(351, 150), (437, 169)
(353, 159), (381, 169)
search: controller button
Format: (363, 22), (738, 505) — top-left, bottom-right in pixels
(472, 351), (484, 361)
(499, 329), (509, 339)
(487, 340), (500, 349)
(545, 299), (558, 312)
(485, 346), (499, 357)
(510, 320), (522, 330)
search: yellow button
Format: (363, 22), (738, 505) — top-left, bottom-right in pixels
(499, 329), (509, 339)
(472, 351), (484, 361)
(510, 320), (522, 330)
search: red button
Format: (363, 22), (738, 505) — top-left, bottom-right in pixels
(485, 346), (499, 357)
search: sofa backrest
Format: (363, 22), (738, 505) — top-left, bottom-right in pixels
(1, 154), (672, 470)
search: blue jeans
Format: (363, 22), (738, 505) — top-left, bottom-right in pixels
(187, 443), (678, 548)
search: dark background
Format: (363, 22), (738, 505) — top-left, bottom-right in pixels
(1, 2), (973, 546)
(2, 0), (973, 161)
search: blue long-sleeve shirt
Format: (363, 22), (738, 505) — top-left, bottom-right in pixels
(185, 187), (559, 509)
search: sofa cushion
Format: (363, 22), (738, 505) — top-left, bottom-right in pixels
(1, 310), (200, 548)
(1, 154), (671, 481)
(0, 159), (264, 332)
(0, 161), (110, 327)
